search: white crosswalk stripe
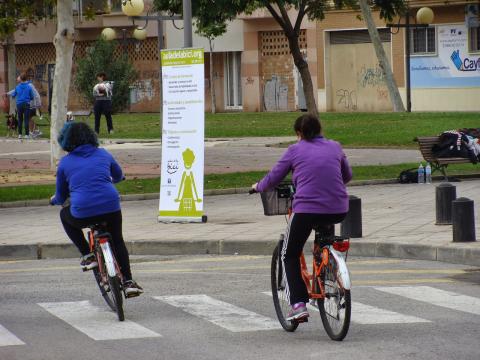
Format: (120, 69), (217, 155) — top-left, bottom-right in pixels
(263, 291), (430, 324)
(154, 294), (280, 332)
(38, 300), (162, 341)
(375, 286), (480, 316)
(0, 324), (25, 347)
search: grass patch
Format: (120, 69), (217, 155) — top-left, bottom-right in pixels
(2, 163), (479, 203)
(36, 112), (479, 148)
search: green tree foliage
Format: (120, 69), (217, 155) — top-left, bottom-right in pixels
(74, 37), (138, 113)
(0, 0), (53, 40)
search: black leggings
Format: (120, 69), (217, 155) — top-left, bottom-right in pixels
(60, 207), (132, 280)
(93, 100), (113, 134)
(281, 212), (347, 305)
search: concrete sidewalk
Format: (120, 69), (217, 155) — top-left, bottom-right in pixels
(1, 181), (479, 266)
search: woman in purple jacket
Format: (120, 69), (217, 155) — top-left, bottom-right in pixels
(252, 114), (352, 322)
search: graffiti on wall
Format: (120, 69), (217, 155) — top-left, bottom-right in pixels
(130, 79), (156, 104)
(336, 89), (358, 110)
(263, 75), (288, 111)
(358, 65), (386, 88)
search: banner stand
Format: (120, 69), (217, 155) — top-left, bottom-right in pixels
(158, 48), (206, 223)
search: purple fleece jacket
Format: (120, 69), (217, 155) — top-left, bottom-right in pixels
(257, 136), (352, 214)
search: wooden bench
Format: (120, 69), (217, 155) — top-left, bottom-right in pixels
(69, 110), (92, 119)
(415, 136), (472, 180)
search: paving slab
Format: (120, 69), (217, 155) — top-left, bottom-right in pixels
(0, 181), (479, 266)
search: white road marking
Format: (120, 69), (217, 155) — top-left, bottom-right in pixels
(262, 292), (429, 324)
(154, 294), (280, 332)
(0, 324), (25, 346)
(375, 286), (480, 316)
(349, 302), (430, 324)
(38, 300), (161, 341)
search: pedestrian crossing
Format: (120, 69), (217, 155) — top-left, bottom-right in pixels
(2, 285), (480, 347)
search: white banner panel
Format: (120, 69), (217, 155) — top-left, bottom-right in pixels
(159, 48), (205, 222)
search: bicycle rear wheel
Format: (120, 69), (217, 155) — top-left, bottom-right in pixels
(92, 250), (125, 321)
(271, 241), (298, 332)
(318, 255), (351, 341)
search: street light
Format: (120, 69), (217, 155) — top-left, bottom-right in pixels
(101, 27), (116, 41)
(387, 7), (434, 112)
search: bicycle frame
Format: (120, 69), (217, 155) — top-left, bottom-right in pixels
(300, 243), (351, 301)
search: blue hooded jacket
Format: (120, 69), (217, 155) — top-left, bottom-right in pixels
(52, 144), (123, 218)
(10, 82), (34, 106)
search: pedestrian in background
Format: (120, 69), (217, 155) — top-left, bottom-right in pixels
(92, 72), (114, 135)
(28, 80), (42, 138)
(7, 73), (33, 139)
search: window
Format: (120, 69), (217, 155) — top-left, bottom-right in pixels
(469, 26), (480, 52)
(411, 27), (436, 54)
(224, 52), (242, 109)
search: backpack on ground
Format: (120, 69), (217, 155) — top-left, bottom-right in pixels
(399, 168), (419, 184)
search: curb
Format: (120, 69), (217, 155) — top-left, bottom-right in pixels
(1, 240), (479, 267)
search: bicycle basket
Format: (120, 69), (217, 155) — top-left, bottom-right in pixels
(260, 181), (294, 216)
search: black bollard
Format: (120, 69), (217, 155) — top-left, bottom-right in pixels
(435, 183), (456, 225)
(452, 197), (476, 242)
(341, 195), (362, 238)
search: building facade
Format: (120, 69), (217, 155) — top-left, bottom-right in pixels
(1, 0), (479, 113)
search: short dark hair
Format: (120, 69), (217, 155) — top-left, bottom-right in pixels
(19, 73), (28, 82)
(293, 114), (322, 140)
(96, 72), (107, 80)
(58, 122), (99, 152)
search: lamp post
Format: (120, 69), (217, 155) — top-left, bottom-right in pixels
(387, 7), (434, 112)
(121, 0), (193, 117)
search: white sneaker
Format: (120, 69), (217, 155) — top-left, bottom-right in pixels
(24, 135), (30, 140)
(108, 129), (114, 135)
(18, 134), (22, 139)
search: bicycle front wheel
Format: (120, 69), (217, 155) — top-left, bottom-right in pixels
(108, 275), (125, 322)
(318, 256), (351, 341)
(271, 242), (298, 332)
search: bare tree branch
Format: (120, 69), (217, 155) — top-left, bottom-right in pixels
(275, 0), (294, 35)
(263, 1), (287, 31)
(294, 0), (306, 35)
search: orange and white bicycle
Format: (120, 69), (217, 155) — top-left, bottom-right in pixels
(253, 182), (352, 341)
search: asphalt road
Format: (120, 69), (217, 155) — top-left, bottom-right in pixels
(1, 255), (480, 360)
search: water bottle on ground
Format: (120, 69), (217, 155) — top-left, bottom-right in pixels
(425, 163), (432, 184)
(418, 163), (425, 184)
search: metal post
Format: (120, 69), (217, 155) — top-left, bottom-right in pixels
(340, 195), (362, 238)
(182, 0), (193, 47)
(452, 197), (476, 242)
(122, 28), (128, 56)
(157, 17), (163, 122)
(405, 8), (411, 113)
(435, 183), (456, 225)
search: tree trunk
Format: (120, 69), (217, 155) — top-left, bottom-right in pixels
(50, 0), (75, 169)
(358, 0), (405, 112)
(6, 34), (16, 115)
(208, 38), (216, 114)
(287, 35), (317, 116)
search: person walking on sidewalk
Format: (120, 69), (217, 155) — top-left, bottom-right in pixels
(93, 72), (114, 135)
(28, 80), (42, 138)
(7, 73), (33, 139)
(251, 114), (352, 322)
(50, 122), (143, 296)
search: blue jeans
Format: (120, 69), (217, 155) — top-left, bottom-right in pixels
(17, 102), (30, 136)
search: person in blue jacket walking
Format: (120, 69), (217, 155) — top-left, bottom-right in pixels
(7, 73), (33, 139)
(50, 121), (143, 297)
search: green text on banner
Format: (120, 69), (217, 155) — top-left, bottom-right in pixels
(158, 48), (205, 222)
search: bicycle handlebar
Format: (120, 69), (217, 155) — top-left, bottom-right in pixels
(248, 188), (257, 195)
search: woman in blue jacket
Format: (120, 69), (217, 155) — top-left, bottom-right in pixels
(7, 73), (33, 139)
(51, 122), (142, 296)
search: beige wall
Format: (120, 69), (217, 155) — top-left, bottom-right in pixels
(317, 4), (480, 112)
(328, 42), (393, 112)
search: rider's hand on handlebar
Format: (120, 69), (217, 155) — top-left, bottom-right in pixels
(49, 195), (55, 205)
(249, 183), (258, 194)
